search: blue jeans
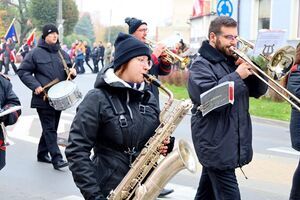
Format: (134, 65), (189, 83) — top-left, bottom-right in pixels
(290, 158), (300, 200)
(194, 167), (241, 200)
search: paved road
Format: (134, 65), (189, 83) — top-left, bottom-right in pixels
(0, 70), (299, 200)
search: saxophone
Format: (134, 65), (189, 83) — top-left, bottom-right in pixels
(107, 74), (197, 200)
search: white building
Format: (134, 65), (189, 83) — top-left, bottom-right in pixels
(190, 0), (300, 51)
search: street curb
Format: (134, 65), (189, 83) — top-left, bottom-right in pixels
(160, 94), (290, 128)
(251, 115), (289, 128)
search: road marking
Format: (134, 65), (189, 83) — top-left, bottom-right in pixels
(56, 195), (83, 200)
(8, 115), (39, 144)
(267, 147), (300, 156)
(55, 183), (196, 200)
(160, 183), (196, 199)
(7, 114), (74, 144)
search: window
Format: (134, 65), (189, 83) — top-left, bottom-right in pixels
(258, 0), (271, 30)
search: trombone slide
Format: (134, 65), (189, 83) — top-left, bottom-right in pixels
(230, 46), (300, 112)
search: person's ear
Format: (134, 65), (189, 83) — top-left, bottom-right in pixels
(209, 32), (217, 44)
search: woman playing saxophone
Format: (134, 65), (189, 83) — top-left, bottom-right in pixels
(65, 32), (173, 200)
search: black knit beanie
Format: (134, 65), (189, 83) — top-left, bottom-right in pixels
(42, 23), (59, 39)
(113, 32), (151, 71)
(125, 17), (147, 34)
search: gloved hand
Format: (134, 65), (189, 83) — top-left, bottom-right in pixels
(166, 136), (175, 153)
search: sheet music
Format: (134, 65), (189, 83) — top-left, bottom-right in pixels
(200, 81), (234, 116)
(253, 30), (286, 56)
(0, 106), (22, 117)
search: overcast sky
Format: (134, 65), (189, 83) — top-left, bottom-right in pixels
(75, 0), (173, 27)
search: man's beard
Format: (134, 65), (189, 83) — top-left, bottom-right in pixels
(215, 38), (233, 57)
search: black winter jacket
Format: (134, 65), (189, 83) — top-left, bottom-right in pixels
(17, 38), (72, 109)
(287, 64), (300, 151)
(0, 75), (21, 170)
(188, 40), (268, 170)
(65, 67), (160, 200)
(148, 54), (171, 104)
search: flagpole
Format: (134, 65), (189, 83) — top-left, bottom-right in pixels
(4, 18), (16, 39)
(16, 28), (36, 55)
(26, 28), (36, 41)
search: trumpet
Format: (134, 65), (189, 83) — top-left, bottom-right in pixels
(145, 38), (190, 68)
(230, 38), (300, 111)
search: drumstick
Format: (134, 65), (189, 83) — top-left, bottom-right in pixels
(41, 78), (59, 101)
(67, 63), (76, 81)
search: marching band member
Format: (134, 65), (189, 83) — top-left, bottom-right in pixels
(65, 33), (172, 200)
(0, 73), (21, 170)
(125, 17), (174, 197)
(125, 17), (172, 106)
(188, 16), (268, 200)
(17, 23), (76, 170)
(287, 42), (300, 200)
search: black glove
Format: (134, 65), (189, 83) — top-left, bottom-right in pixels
(167, 136), (175, 154)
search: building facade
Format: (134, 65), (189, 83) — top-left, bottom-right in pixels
(190, 0), (300, 51)
(155, 0), (194, 47)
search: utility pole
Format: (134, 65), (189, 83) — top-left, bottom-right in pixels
(57, 0), (64, 43)
(107, 9), (112, 43)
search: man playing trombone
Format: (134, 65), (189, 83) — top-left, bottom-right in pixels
(188, 16), (268, 200)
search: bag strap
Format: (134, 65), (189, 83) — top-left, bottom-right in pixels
(102, 88), (128, 128)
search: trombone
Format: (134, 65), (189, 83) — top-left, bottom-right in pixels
(145, 38), (190, 68)
(237, 37), (294, 80)
(230, 38), (300, 111)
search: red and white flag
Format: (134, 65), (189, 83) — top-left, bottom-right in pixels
(27, 28), (36, 46)
(192, 0), (212, 17)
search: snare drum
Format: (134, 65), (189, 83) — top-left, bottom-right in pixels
(47, 80), (82, 111)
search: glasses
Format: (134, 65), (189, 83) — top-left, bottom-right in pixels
(135, 57), (153, 68)
(137, 28), (149, 33)
(219, 34), (238, 41)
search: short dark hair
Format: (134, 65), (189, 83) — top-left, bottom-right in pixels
(208, 16), (237, 38)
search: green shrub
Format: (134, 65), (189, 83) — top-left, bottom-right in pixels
(160, 70), (189, 87)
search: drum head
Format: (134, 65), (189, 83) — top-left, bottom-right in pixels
(48, 81), (76, 99)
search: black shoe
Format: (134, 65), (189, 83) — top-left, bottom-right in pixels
(53, 160), (68, 170)
(158, 188), (174, 198)
(37, 155), (52, 163)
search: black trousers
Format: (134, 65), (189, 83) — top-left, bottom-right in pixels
(195, 167), (241, 200)
(85, 57), (93, 72)
(92, 58), (99, 73)
(36, 108), (62, 163)
(290, 158), (300, 200)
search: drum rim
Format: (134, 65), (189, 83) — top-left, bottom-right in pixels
(48, 81), (77, 99)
